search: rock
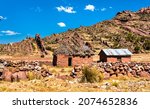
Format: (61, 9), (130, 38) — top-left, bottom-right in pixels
(105, 68), (112, 73)
(127, 72), (133, 77)
(12, 71), (28, 82)
(118, 74), (124, 77)
(3, 68), (13, 82)
(74, 65), (82, 72)
(17, 71), (28, 80)
(140, 71), (150, 78)
(111, 74), (117, 78)
(35, 66), (42, 71)
(12, 73), (19, 82)
(0, 63), (5, 69)
(103, 72), (110, 79)
(131, 70), (137, 77)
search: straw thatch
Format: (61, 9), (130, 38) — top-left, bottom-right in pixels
(53, 32), (94, 56)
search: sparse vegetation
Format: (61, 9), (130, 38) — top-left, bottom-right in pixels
(26, 71), (39, 80)
(111, 81), (119, 87)
(81, 66), (104, 83)
(134, 46), (141, 53)
(143, 40), (150, 50)
(45, 46), (54, 52)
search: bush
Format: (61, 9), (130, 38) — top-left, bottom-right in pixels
(45, 46), (54, 51)
(111, 81), (119, 87)
(143, 40), (150, 50)
(81, 66), (104, 83)
(27, 71), (37, 80)
(134, 46), (141, 53)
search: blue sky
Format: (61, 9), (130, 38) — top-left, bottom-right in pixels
(0, 0), (150, 44)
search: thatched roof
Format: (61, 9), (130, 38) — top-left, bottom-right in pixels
(53, 32), (94, 56)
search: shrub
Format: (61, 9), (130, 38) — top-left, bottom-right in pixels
(81, 66), (104, 83)
(143, 40), (150, 50)
(45, 46), (54, 52)
(27, 71), (37, 80)
(111, 81), (119, 87)
(31, 42), (36, 50)
(134, 46), (141, 53)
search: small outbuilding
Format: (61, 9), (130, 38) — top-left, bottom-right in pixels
(52, 32), (94, 67)
(99, 49), (132, 62)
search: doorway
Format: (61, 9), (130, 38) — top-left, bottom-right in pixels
(68, 57), (72, 66)
(117, 57), (122, 62)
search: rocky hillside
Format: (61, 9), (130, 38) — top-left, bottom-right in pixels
(0, 7), (150, 56)
(0, 38), (36, 55)
(44, 7), (150, 54)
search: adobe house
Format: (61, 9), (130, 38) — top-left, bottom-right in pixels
(99, 49), (132, 62)
(52, 32), (94, 67)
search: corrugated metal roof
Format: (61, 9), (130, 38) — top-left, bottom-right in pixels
(102, 49), (132, 56)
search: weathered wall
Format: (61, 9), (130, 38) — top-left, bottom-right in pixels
(56, 54), (69, 67)
(107, 57), (118, 62)
(55, 55), (93, 67)
(72, 56), (93, 66)
(121, 57), (131, 62)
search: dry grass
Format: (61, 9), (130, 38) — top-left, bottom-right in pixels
(0, 72), (150, 92)
(132, 53), (150, 62)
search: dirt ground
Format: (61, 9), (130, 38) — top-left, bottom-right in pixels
(0, 53), (150, 63)
(131, 53), (150, 62)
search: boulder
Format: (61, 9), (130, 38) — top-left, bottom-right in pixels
(3, 68), (13, 82)
(103, 72), (110, 79)
(139, 71), (150, 78)
(17, 71), (28, 80)
(127, 72), (133, 77)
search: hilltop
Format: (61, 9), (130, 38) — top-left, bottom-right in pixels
(44, 7), (150, 54)
(0, 7), (150, 56)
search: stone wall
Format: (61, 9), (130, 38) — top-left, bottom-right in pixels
(92, 62), (150, 79)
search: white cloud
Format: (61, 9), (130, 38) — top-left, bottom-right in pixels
(1, 30), (21, 36)
(0, 16), (7, 20)
(101, 8), (106, 11)
(57, 22), (66, 27)
(56, 6), (76, 13)
(85, 4), (95, 11)
(109, 7), (112, 9)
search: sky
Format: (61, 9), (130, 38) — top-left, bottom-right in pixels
(0, 0), (150, 44)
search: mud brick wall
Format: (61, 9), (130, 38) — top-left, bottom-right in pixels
(107, 57), (117, 62)
(56, 55), (93, 67)
(72, 56), (93, 66)
(57, 54), (69, 67)
(121, 57), (131, 62)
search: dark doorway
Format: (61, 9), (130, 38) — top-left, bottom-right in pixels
(68, 57), (72, 66)
(117, 57), (122, 62)
(53, 55), (57, 66)
(0, 72), (3, 80)
(0, 72), (2, 76)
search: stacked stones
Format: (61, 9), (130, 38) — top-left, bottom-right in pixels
(96, 62), (150, 79)
(0, 59), (52, 82)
